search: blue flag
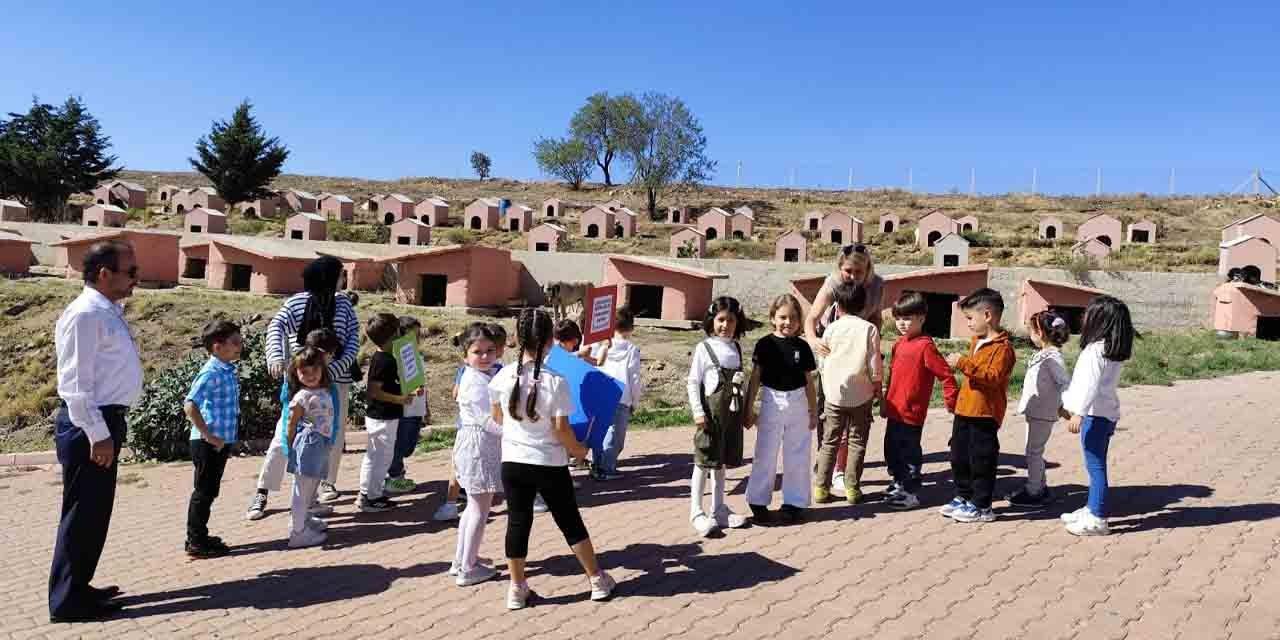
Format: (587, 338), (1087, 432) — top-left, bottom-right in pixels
(543, 345), (623, 449)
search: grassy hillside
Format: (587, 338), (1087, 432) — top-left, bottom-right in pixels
(104, 170), (1280, 271)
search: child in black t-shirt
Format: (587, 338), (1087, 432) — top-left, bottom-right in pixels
(360, 313), (419, 512)
(743, 294), (819, 525)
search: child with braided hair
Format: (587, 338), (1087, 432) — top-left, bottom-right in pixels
(487, 308), (615, 610)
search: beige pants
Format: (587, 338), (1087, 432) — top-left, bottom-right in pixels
(814, 402), (873, 491)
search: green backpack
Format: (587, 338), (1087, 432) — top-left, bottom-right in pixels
(694, 340), (745, 469)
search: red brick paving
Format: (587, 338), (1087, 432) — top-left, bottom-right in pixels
(2, 371), (1280, 638)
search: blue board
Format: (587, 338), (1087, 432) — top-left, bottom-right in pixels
(543, 345), (623, 449)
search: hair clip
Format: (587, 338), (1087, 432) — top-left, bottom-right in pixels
(1051, 317), (1067, 329)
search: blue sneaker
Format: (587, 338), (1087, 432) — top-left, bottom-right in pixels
(951, 504), (996, 523)
(938, 497), (967, 517)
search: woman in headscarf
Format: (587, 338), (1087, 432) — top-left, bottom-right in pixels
(802, 244), (886, 491)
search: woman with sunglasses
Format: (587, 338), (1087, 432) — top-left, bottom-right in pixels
(803, 243), (885, 491)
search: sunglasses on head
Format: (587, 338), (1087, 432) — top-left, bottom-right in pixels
(840, 243), (868, 256)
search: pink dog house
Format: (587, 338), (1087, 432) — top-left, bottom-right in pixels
(92, 180), (147, 210)
(668, 206), (689, 224)
(317, 193), (354, 222)
(185, 208), (227, 234)
(416, 196), (450, 226)
(1072, 237), (1112, 264)
(805, 210), (824, 233)
(815, 210), (863, 245)
(505, 204), (534, 232)
(602, 199), (625, 212)
(528, 223), (567, 252)
(207, 237), (312, 294)
(602, 255), (728, 321)
(791, 264), (990, 339)
(380, 194), (416, 225)
(580, 205), (616, 239)
(1127, 220), (1156, 244)
(83, 204), (127, 228)
(879, 214), (901, 235)
(159, 185), (182, 205)
(1017, 279), (1107, 334)
(172, 187), (224, 214)
(282, 189), (318, 214)
(465, 198), (502, 231)
(1076, 214), (1122, 247)
(240, 196), (279, 218)
(697, 207), (733, 241)
(670, 226), (706, 258)
(914, 210), (956, 248)
(955, 215), (979, 233)
(53, 229), (180, 285)
(0, 231), (34, 275)
(339, 256), (386, 292)
(1039, 217), (1063, 241)
(730, 208), (754, 240)
(390, 218), (432, 247)
(180, 238), (210, 279)
(378, 245), (517, 308)
(614, 207), (639, 238)
(1213, 282), (1280, 339)
(543, 198), (563, 219)
(0, 198), (28, 222)
(286, 213), (327, 241)
(1219, 236), (1277, 283)
(1221, 214), (1280, 245)
(775, 230), (807, 263)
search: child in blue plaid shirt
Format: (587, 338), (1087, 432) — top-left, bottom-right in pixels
(183, 320), (243, 558)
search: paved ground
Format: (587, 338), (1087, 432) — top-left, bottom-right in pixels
(3, 371), (1280, 639)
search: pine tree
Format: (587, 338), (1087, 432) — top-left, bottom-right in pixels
(189, 100), (288, 206)
(0, 97), (119, 221)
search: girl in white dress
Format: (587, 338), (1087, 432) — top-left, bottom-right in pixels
(450, 323), (505, 586)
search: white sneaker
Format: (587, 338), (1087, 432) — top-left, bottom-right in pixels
(433, 502), (460, 522)
(245, 492), (267, 521)
(590, 571), (616, 601)
(832, 472), (846, 491)
(533, 496), (549, 513)
(306, 516), (328, 532)
(287, 526), (327, 549)
(692, 513), (717, 538)
(507, 582), (532, 610)
(308, 504), (334, 517)
(1067, 512), (1110, 536)
(1060, 506), (1091, 524)
(715, 508), (749, 529)
(456, 565), (499, 587)
(317, 483), (340, 503)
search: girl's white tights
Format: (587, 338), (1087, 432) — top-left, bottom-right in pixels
(689, 466), (727, 521)
(290, 474), (321, 535)
(454, 492), (494, 574)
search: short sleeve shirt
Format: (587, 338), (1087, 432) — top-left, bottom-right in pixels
(290, 387), (335, 438)
(752, 335), (816, 392)
(185, 356), (240, 442)
(365, 351), (403, 420)
(488, 364), (576, 467)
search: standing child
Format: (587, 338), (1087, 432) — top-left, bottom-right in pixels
(283, 347), (335, 548)
(1059, 296), (1133, 536)
(385, 316), (431, 495)
(1007, 310), (1071, 507)
(361, 313), (417, 512)
(814, 282), (883, 504)
(489, 309), (615, 609)
(743, 295), (818, 525)
(881, 292), (959, 510)
(589, 307), (643, 481)
(942, 288), (1017, 523)
(183, 320), (243, 557)
(435, 324), (509, 521)
(451, 323), (504, 586)
(687, 297), (751, 537)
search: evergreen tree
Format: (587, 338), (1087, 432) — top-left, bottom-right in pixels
(0, 97), (119, 221)
(470, 151), (492, 180)
(189, 100), (288, 206)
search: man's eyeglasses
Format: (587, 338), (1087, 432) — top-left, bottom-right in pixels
(113, 266), (139, 279)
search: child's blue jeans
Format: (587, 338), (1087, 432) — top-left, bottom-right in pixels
(592, 405), (632, 475)
(1081, 416), (1117, 517)
(388, 416), (424, 480)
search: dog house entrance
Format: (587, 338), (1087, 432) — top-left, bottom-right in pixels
(535, 242), (550, 252)
(830, 230), (843, 244)
(1132, 229), (1150, 243)
(290, 230), (303, 240)
(1048, 305), (1087, 334)
(418, 274), (447, 307)
(784, 248), (799, 263)
(923, 293), (959, 339)
(629, 285), (664, 319)
(228, 264), (252, 292)
(396, 236), (411, 245)
(1257, 316), (1280, 341)
(943, 254), (960, 267)
(183, 258), (207, 279)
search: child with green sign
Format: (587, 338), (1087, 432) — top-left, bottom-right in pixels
(359, 314), (420, 513)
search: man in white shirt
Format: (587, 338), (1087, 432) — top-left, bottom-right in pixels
(49, 240), (143, 623)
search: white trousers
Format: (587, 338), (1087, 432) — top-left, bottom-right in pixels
(690, 466), (727, 522)
(453, 492), (494, 574)
(746, 387), (813, 508)
(360, 417), (399, 499)
(257, 382), (351, 491)
(1024, 417), (1056, 494)
(290, 474), (321, 535)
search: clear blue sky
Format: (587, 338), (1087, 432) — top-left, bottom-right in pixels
(3, 1), (1276, 194)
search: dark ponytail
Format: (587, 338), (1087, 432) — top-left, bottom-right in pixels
(508, 308), (554, 422)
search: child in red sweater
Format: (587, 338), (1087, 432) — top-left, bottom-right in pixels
(881, 292), (959, 509)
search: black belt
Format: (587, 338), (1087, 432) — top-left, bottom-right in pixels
(58, 401), (129, 417)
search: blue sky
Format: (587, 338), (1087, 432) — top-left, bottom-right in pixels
(3, 1), (1276, 194)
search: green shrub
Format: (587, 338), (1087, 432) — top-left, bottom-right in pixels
(960, 230), (993, 247)
(445, 228), (473, 244)
(330, 220), (388, 244)
(891, 229), (915, 246)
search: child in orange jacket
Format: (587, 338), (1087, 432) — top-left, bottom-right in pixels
(940, 288), (1016, 524)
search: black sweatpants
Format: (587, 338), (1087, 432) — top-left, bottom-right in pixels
(501, 461), (589, 559)
(187, 439), (232, 543)
(48, 406), (125, 618)
(949, 416), (1000, 509)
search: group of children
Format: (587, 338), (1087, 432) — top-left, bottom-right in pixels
(686, 282), (1134, 538)
(177, 278), (1133, 610)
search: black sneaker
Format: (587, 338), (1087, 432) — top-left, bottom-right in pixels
(185, 537), (229, 558)
(358, 494), (395, 513)
(778, 505), (804, 525)
(749, 504), (773, 525)
(1006, 488), (1051, 507)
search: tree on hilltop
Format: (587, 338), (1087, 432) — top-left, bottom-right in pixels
(570, 92), (640, 187)
(470, 151), (492, 180)
(621, 93), (715, 218)
(0, 96), (119, 221)
(189, 100), (288, 206)
(533, 136), (593, 190)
